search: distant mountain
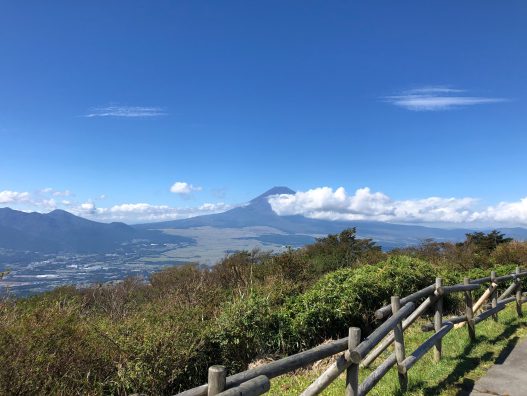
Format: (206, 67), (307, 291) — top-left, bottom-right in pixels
(137, 186), (303, 230)
(0, 208), (191, 253)
(137, 187), (527, 249)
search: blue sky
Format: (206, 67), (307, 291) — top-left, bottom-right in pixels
(1, 1), (527, 225)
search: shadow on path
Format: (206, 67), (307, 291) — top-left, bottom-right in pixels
(397, 318), (523, 396)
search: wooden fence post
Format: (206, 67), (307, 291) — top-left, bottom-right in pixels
(208, 365), (226, 396)
(491, 271), (498, 321)
(346, 327), (361, 396)
(464, 277), (476, 341)
(516, 267), (523, 317)
(434, 277), (443, 362)
(391, 296), (408, 392)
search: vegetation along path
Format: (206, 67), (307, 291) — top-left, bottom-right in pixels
(268, 304), (527, 395)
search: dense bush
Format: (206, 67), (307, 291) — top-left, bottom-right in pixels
(491, 241), (527, 267)
(281, 256), (436, 349)
(211, 293), (284, 373)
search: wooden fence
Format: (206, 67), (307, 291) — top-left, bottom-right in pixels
(177, 267), (527, 396)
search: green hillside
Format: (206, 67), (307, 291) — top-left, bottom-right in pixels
(1, 228), (526, 395)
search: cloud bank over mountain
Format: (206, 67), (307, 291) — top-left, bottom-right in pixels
(268, 187), (527, 226)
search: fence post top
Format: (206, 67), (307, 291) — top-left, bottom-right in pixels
(348, 327), (361, 349)
(349, 326), (361, 332)
(209, 365), (226, 373)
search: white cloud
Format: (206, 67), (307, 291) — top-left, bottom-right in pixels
(170, 181), (202, 195)
(79, 202), (96, 214)
(384, 86), (507, 111)
(198, 202), (230, 211)
(39, 198), (57, 209)
(1, 189), (74, 209)
(267, 186), (527, 226)
(72, 201), (231, 223)
(0, 187), (230, 224)
(84, 106), (167, 118)
(39, 187), (73, 197)
(0, 190), (31, 204)
(472, 198), (527, 225)
(52, 190), (72, 197)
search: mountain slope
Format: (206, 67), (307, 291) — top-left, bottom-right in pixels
(0, 208), (191, 253)
(138, 186), (300, 230)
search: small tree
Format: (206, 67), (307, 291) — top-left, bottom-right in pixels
(463, 230), (512, 253)
(305, 228), (383, 275)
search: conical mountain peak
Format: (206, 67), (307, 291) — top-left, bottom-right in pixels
(250, 186), (295, 203)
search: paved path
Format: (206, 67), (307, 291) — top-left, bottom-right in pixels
(470, 337), (527, 396)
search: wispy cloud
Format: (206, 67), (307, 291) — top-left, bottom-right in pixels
(39, 187), (72, 197)
(384, 86), (507, 111)
(403, 87), (465, 94)
(84, 106), (167, 118)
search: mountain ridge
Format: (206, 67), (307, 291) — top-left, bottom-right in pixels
(0, 207), (190, 253)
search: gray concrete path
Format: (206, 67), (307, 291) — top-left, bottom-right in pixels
(470, 337), (527, 396)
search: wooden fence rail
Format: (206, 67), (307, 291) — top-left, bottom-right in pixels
(216, 375), (270, 396)
(176, 267), (527, 396)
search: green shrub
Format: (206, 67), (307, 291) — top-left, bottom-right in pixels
(211, 292), (285, 373)
(280, 256), (437, 350)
